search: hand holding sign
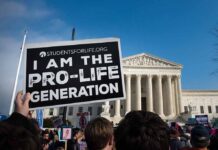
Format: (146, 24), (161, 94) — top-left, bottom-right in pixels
(15, 92), (31, 117)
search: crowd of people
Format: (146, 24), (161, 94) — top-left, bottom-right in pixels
(0, 92), (218, 150)
(38, 127), (86, 150)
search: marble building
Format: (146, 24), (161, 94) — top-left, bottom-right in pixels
(40, 53), (218, 127)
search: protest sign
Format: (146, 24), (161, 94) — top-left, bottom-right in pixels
(52, 117), (63, 128)
(25, 38), (125, 109)
(195, 115), (208, 125)
(62, 127), (72, 140)
(36, 109), (43, 128)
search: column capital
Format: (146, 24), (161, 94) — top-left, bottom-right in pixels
(147, 74), (153, 78)
(176, 74), (181, 79)
(136, 74), (141, 78)
(125, 74), (132, 79)
(157, 74), (162, 79)
(167, 75), (172, 80)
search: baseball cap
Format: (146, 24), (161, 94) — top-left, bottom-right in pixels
(191, 125), (210, 148)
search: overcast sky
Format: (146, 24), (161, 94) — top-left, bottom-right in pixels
(1, 0), (218, 115)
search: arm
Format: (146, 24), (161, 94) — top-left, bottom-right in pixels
(4, 92), (38, 135)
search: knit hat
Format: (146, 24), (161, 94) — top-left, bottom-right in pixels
(191, 125), (210, 148)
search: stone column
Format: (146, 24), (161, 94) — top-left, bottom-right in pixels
(157, 75), (164, 117)
(114, 100), (121, 117)
(66, 107), (69, 118)
(176, 75), (183, 113)
(136, 75), (141, 110)
(174, 77), (179, 115)
(167, 75), (174, 116)
(125, 74), (131, 114)
(146, 74), (153, 112)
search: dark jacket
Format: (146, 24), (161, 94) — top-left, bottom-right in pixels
(170, 138), (185, 150)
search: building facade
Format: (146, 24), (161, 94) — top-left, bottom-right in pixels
(38, 53), (218, 127)
(182, 90), (218, 121)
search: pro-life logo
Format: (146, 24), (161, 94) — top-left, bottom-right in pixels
(39, 51), (46, 58)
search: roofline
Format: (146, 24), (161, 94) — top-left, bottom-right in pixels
(182, 89), (218, 93)
(122, 65), (182, 69)
(122, 53), (183, 68)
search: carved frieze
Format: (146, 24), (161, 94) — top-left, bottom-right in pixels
(122, 53), (182, 68)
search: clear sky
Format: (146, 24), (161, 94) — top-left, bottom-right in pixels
(0, 0), (218, 114)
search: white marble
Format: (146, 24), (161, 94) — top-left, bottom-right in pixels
(36, 53), (218, 125)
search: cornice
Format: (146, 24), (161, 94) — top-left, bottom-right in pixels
(182, 90), (218, 96)
(122, 53), (183, 69)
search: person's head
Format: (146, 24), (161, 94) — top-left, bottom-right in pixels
(78, 130), (85, 140)
(114, 111), (169, 150)
(54, 134), (59, 142)
(30, 118), (41, 136)
(56, 147), (64, 150)
(170, 127), (180, 138)
(65, 129), (69, 134)
(85, 117), (114, 150)
(72, 128), (80, 140)
(0, 122), (40, 150)
(42, 130), (49, 140)
(190, 125), (210, 148)
(74, 129), (84, 141)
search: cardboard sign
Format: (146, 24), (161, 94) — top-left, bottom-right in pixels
(25, 38), (125, 109)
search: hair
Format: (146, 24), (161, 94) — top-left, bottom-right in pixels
(170, 127), (180, 138)
(114, 111), (170, 150)
(72, 128), (80, 137)
(42, 129), (49, 135)
(0, 122), (40, 150)
(85, 117), (113, 150)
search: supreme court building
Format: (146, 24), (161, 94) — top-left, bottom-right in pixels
(42, 53), (218, 127)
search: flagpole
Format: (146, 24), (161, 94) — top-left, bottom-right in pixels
(9, 31), (27, 115)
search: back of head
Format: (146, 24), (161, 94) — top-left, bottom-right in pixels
(170, 127), (179, 138)
(190, 125), (210, 148)
(0, 122), (40, 150)
(114, 111), (169, 150)
(85, 117), (113, 150)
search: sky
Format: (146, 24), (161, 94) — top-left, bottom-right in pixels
(0, 0), (218, 114)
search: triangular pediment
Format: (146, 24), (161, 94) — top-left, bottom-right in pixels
(122, 53), (182, 68)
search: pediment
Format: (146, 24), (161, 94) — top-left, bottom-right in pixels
(122, 53), (182, 68)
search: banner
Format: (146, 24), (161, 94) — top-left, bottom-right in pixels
(36, 109), (43, 128)
(25, 38), (125, 109)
